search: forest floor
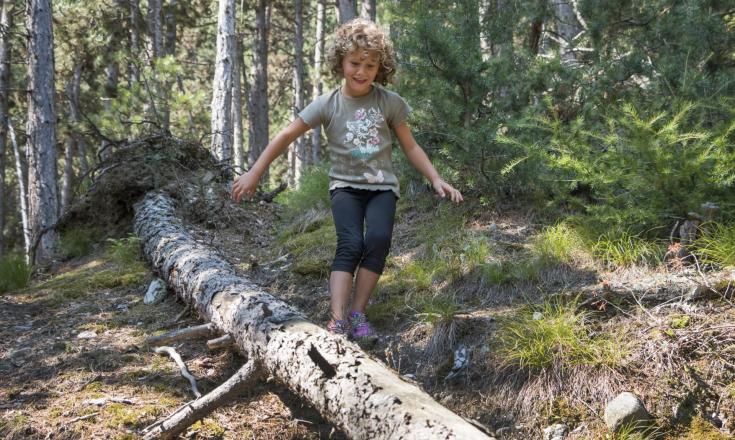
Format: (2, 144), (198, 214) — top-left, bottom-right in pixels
(1, 186), (734, 439)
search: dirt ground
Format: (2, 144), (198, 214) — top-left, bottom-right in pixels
(1, 194), (733, 439)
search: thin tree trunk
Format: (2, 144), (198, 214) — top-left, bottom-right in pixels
(100, 61), (119, 159)
(9, 122), (30, 260)
(26, 0), (59, 264)
(68, 63), (88, 178)
(552, 0), (581, 65)
(0, 1), (12, 257)
(360, 0), (375, 21)
(60, 137), (73, 215)
(289, 0), (305, 187)
(133, 191), (492, 440)
(210, 0), (235, 170)
(164, 0), (176, 56)
(311, 0), (325, 164)
(231, 37), (244, 172)
(247, 0), (269, 173)
(337, 0), (356, 23)
(148, 0), (163, 59)
(129, 0), (141, 86)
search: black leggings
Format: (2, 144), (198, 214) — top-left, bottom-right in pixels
(330, 187), (397, 275)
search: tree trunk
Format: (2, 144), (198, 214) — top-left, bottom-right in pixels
(289, 0), (305, 187)
(60, 137), (73, 216)
(210, 0), (235, 170)
(148, 0), (163, 60)
(164, 0), (176, 57)
(552, 0), (581, 65)
(9, 122), (30, 260)
(133, 191), (491, 440)
(337, 0), (356, 23)
(128, 0), (141, 86)
(100, 61), (119, 159)
(26, 0), (59, 264)
(360, 0), (375, 21)
(0, 1), (12, 257)
(247, 0), (269, 173)
(231, 36), (244, 172)
(311, 0), (325, 164)
(68, 63), (89, 178)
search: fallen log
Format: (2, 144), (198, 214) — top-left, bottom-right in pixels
(133, 191), (490, 440)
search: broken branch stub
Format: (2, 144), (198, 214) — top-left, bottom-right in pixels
(133, 192), (490, 440)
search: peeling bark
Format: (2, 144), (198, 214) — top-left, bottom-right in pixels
(133, 191), (491, 440)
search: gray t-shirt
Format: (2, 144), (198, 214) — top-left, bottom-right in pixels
(298, 85), (411, 197)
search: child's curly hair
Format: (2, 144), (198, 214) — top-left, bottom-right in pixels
(326, 18), (397, 85)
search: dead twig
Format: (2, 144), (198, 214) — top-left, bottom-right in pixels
(153, 346), (201, 398)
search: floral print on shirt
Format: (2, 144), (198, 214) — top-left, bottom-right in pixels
(345, 107), (384, 159)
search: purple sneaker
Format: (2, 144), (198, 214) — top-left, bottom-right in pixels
(349, 311), (378, 344)
(327, 319), (349, 336)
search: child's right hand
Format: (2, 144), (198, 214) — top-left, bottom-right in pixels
(231, 171), (260, 203)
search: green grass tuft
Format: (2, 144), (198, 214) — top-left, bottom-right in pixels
(532, 223), (590, 266)
(695, 222), (735, 268)
(494, 297), (626, 370)
(592, 229), (663, 267)
(0, 254), (32, 293)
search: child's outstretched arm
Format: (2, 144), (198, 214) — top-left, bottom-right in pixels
(231, 118), (311, 203)
(395, 121), (464, 203)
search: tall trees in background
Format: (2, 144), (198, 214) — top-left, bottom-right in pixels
(247, 0), (269, 169)
(288, 0), (305, 186)
(311, 0), (326, 164)
(0, 1), (11, 257)
(26, 0), (59, 263)
(337, 0), (356, 23)
(211, 0), (236, 169)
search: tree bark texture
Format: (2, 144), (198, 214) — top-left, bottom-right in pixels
(247, 0), (269, 170)
(289, 0), (305, 187)
(0, 1), (11, 257)
(148, 0), (163, 60)
(67, 63), (88, 177)
(311, 0), (325, 164)
(129, 0), (141, 86)
(26, 0), (59, 263)
(133, 191), (491, 440)
(337, 0), (356, 24)
(360, 0), (375, 21)
(210, 0), (235, 167)
(9, 122), (30, 260)
(231, 37), (244, 172)
(552, 0), (581, 65)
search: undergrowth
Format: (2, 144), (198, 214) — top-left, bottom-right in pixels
(493, 297), (626, 371)
(695, 222), (735, 268)
(0, 254), (32, 293)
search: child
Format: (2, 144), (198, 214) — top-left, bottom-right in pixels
(231, 18), (463, 343)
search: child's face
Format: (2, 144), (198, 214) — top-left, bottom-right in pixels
(341, 49), (380, 97)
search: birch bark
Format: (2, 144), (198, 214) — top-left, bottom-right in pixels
(0, 1), (11, 257)
(231, 37), (244, 172)
(210, 0), (235, 169)
(133, 191), (491, 440)
(9, 122), (30, 260)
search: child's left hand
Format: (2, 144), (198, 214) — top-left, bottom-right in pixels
(431, 177), (463, 203)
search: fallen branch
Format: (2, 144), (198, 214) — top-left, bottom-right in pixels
(142, 359), (260, 440)
(133, 191), (490, 439)
(154, 346), (202, 398)
(207, 334), (233, 350)
(147, 323), (216, 346)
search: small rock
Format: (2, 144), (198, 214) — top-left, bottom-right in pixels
(115, 303), (129, 312)
(77, 330), (97, 339)
(83, 398), (107, 406)
(445, 345), (470, 381)
(144, 278), (166, 305)
(532, 312), (543, 321)
(604, 392), (652, 433)
(543, 423), (569, 440)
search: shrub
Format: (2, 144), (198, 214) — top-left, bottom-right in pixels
(60, 227), (100, 259)
(0, 254), (32, 293)
(106, 236), (142, 267)
(275, 163), (330, 218)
